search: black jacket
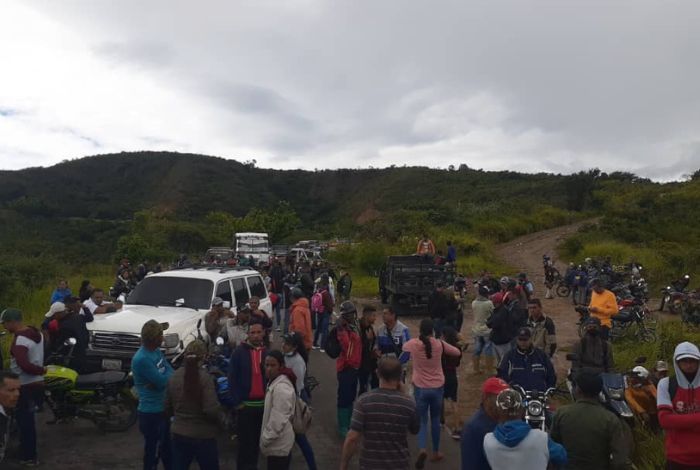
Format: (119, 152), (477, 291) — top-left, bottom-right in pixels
(487, 301), (525, 345)
(428, 290), (456, 321)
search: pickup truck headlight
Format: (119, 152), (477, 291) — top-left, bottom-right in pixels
(162, 333), (180, 349)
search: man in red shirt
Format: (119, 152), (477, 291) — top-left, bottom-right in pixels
(336, 301), (362, 438)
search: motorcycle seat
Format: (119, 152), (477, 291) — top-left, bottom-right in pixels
(612, 310), (634, 323)
(75, 371), (128, 389)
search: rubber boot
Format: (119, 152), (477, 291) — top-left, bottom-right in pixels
(483, 356), (496, 375)
(472, 355), (482, 374)
(337, 408), (352, 438)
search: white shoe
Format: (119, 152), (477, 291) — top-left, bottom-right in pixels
(276, 327), (281, 332)
(320, 348), (326, 353)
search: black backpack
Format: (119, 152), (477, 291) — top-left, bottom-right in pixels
(323, 327), (342, 359)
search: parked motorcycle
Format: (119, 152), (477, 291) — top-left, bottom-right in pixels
(512, 385), (558, 431)
(44, 338), (137, 432)
(575, 305), (656, 342)
(659, 275), (691, 313)
(565, 353), (634, 421)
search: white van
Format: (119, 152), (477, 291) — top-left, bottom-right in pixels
(234, 232), (271, 266)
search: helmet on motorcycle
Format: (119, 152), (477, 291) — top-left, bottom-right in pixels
(632, 366), (649, 379)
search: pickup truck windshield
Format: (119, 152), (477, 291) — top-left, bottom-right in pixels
(127, 277), (214, 310)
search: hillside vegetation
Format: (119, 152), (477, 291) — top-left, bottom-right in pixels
(0, 152), (699, 305)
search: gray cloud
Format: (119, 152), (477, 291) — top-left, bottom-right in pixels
(6, 0), (700, 179)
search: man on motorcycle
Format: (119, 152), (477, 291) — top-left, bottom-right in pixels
(551, 369), (631, 470)
(497, 327), (556, 393)
(527, 299), (557, 359)
(625, 366), (658, 432)
(571, 317), (614, 374)
(588, 278), (618, 340)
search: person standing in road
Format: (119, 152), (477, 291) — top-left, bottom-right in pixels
(460, 377), (510, 470)
(340, 356), (420, 470)
(312, 278), (334, 352)
(402, 318), (461, 468)
(288, 288), (313, 353)
(497, 327), (556, 393)
(335, 302), (362, 438)
(260, 351), (296, 470)
(165, 340), (221, 470)
(526, 299), (557, 359)
(375, 306), (411, 370)
(427, 281), (457, 339)
(358, 306), (379, 395)
(551, 369), (631, 470)
(0, 371), (21, 464)
(131, 319), (174, 470)
(337, 271), (353, 303)
(269, 260), (287, 332)
(471, 285), (495, 374)
(1, 308), (46, 466)
(228, 322), (268, 470)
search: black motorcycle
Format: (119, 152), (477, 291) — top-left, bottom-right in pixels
(575, 305), (656, 342)
(44, 338), (137, 432)
(512, 385), (558, 431)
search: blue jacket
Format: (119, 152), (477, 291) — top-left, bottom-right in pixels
(50, 288), (72, 305)
(131, 346), (173, 413)
(497, 346), (556, 392)
(376, 321), (411, 364)
(228, 342), (268, 407)
(447, 245), (457, 263)
(461, 407), (497, 470)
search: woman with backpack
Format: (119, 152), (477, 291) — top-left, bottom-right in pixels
(260, 350), (297, 470)
(402, 318), (461, 469)
(282, 333), (318, 470)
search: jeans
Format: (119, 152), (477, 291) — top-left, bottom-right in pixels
(313, 313), (330, 348)
(267, 454), (291, 470)
(337, 368), (359, 408)
(414, 385), (444, 452)
(172, 434), (219, 470)
(138, 411), (172, 470)
(16, 384), (43, 461)
(237, 405), (264, 470)
(473, 334), (494, 357)
(357, 368), (378, 395)
(295, 433), (317, 470)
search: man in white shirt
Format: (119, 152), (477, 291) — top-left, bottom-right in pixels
(82, 288), (119, 316)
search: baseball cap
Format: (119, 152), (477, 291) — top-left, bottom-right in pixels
(516, 327), (532, 339)
(481, 377), (509, 395)
(211, 297), (224, 306)
(677, 353), (700, 361)
(0, 308), (22, 323)
(655, 360), (669, 372)
(632, 366), (649, 379)
(45, 302), (67, 318)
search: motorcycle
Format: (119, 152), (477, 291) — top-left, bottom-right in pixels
(512, 385), (558, 431)
(565, 353), (634, 421)
(659, 275), (691, 313)
(575, 305), (656, 342)
(44, 338), (137, 432)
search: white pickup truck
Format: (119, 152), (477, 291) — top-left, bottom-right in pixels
(85, 267), (272, 371)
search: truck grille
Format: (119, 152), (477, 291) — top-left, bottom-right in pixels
(91, 333), (141, 353)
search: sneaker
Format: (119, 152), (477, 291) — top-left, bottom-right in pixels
(276, 327), (281, 332)
(312, 345), (320, 350)
(451, 431), (461, 441)
(319, 349), (326, 353)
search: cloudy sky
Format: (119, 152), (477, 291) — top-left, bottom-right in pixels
(1, 1), (699, 179)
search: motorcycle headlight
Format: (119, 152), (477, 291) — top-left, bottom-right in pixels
(608, 387), (624, 400)
(527, 401), (543, 416)
(162, 333), (180, 349)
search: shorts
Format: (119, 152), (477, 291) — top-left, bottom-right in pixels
(443, 371), (458, 401)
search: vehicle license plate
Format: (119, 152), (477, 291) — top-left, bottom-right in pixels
(102, 358), (122, 370)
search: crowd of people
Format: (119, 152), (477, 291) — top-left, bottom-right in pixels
(1, 248), (699, 470)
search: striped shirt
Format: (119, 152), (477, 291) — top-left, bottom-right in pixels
(350, 388), (419, 469)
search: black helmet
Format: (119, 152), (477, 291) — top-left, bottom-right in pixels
(339, 301), (357, 317)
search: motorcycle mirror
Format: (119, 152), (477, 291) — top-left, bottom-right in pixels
(216, 337), (225, 346)
(566, 353), (578, 362)
(64, 337), (77, 346)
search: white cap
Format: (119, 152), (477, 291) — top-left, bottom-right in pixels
(45, 302), (66, 318)
(632, 366), (649, 379)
